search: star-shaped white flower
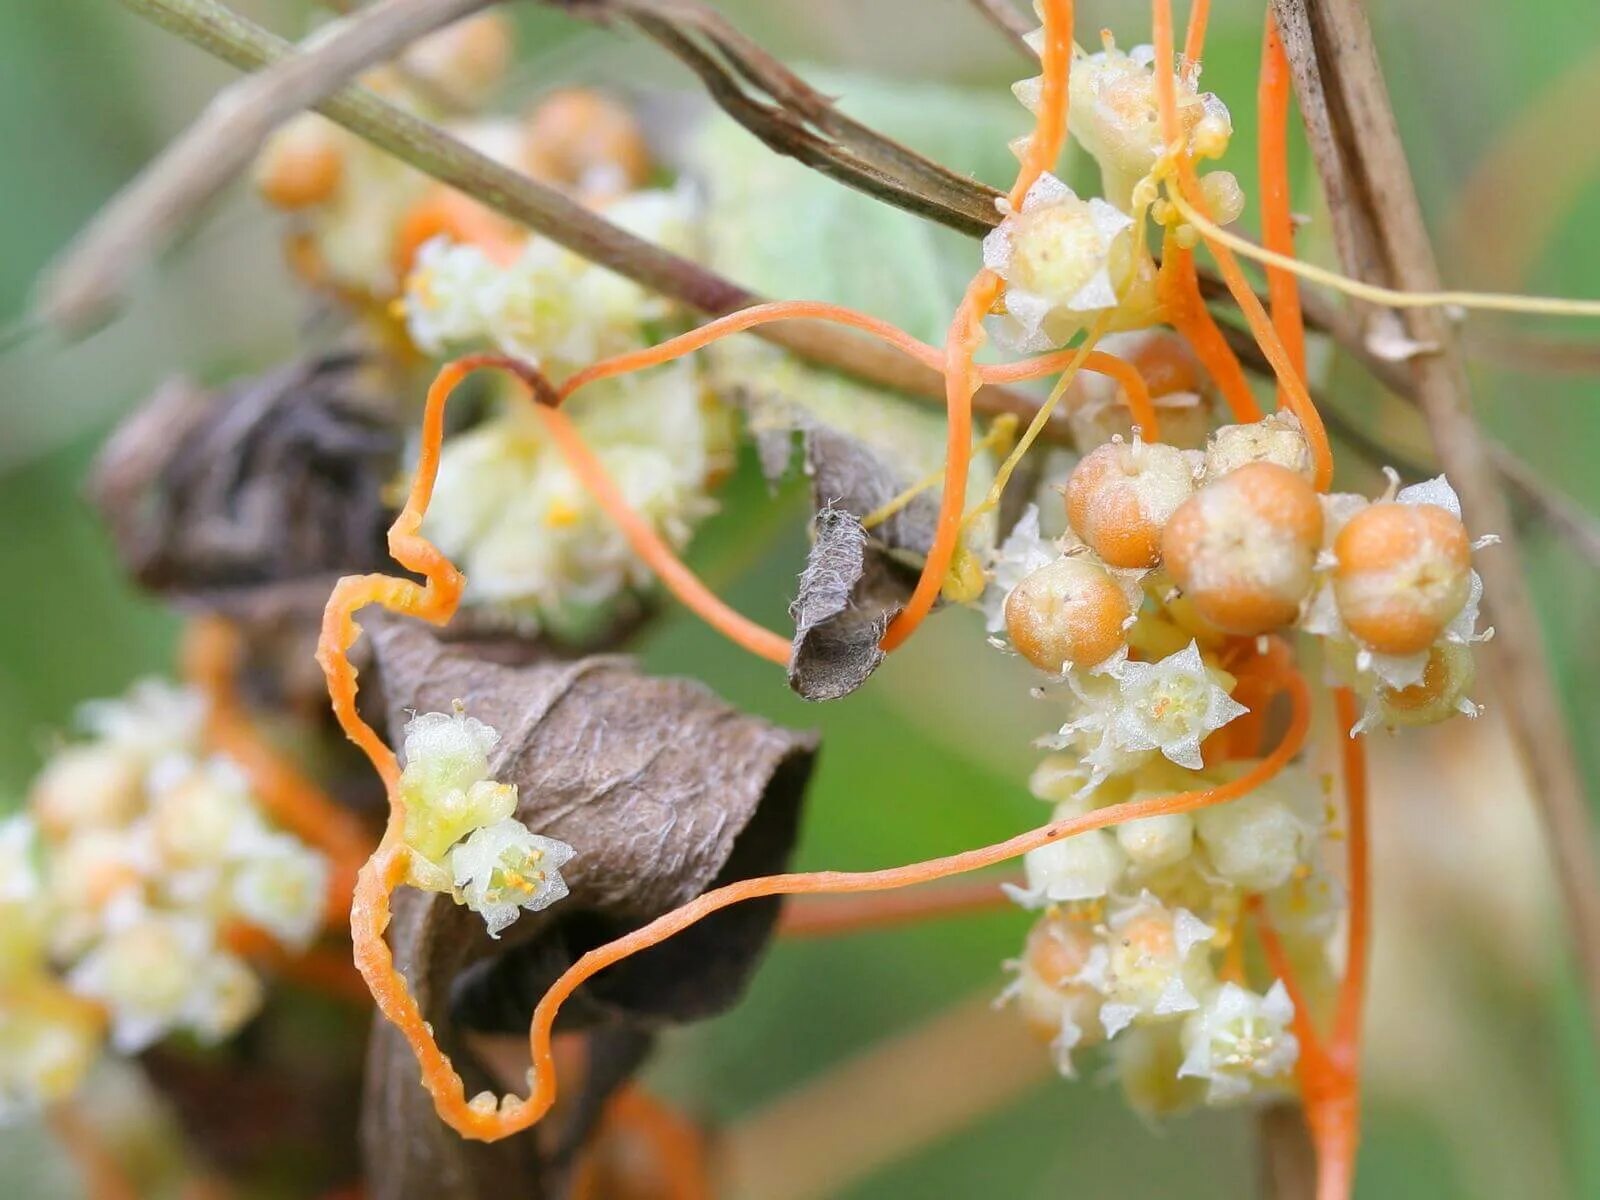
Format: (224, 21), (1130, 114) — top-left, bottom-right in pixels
(1106, 642), (1247, 770)
(1178, 980), (1299, 1104)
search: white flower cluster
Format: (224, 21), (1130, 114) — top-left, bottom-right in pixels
(980, 411), (1487, 1116)
(987, 16), (1243, 353)
(403, 188), (699, 379)
(422, 359), (734, 631)
(999, 751), (1328, 1113)
(396, 706), (574, 938)
(0, 681), (330, 1122)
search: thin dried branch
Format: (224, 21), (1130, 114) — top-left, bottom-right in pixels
(85, 0), (1600, 573)
(966, 0), (1035, 56)
(88, 0), (1053, 434)
(1272, 0), (1600, 1043)
(39, 0), (497, 331)
(561, 0), (1003, 234)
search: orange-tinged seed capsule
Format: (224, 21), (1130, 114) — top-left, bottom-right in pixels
(1004, 556), (1131, 672)
(522, 88), (651, 200)
(1377, 642), (1476, 726)
(1065, 439), (1195, 568)
(255, 117), (344, 210)
(1333, 501), (1471, 655)
(1161, 462), (1323, 635)
(1016, 913), (1103, 1044)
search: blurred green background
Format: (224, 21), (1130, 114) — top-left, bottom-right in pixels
(3, 0), (1599, 1195)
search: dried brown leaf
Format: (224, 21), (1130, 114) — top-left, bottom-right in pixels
(360, 618), (816, 1198)
(785, 427), (937, 701)
(89, 352), (401, 622)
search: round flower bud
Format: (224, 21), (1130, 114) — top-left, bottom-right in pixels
(1203, 412), (1313, 481)
(1193, 782), (1317, 892)
(1112, 1022), (1205, 1119)
(1332, 500), (1472, 655)
(1065, 438), (1196, 568)
(1115, 805), (1195, 871)
(254, 115), (345, 210)
(1004, 556), (1131, 672)
(521, 89), (651, 201)
(1161, 462), (1324, 634)
(1012, 827), (1127, 907)
(1198, 170), (1246, 226)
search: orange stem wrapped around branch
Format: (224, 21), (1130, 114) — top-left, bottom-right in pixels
(1151, 0), (1332, 489)
(317, 351), (1314, 1144)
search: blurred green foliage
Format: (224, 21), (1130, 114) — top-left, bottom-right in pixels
(2, 1), (1598, 1197)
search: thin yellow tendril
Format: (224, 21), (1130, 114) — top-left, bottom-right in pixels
(1169, 190), (1600, 319)
(862, 415), (1019, 531)
(963, 314), (1111, 530)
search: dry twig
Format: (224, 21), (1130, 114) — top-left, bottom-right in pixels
(39, 0), (497, 330)
(83, 0), (1060, 436)
(64, 0), (1600, 556)
(965, 0), (1036, 56)
(1271, 0), (1600, 1042)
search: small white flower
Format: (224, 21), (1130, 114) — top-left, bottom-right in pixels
(982, 174), (1141, 352)
(1100, 891), (1216, 1034)
(0, 991), (103, 1123)
(403, 236), (503, 354)
(1179, 981), (1300, 1104)
(1194, 767), (1323, 892)
(1042, 34), (1233, 211)
(1106, 642), (1247, 770)
(78, 678), (206, 759)
(67, 910), (237, 1053)
(450, 818), (574, 937)
(229, 835), (329, 951)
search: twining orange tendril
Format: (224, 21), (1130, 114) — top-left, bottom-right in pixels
(562, 299), (1158, 437)
(987, 344), (1161, 439)
(1258, 13), (1308, 395)
(882, 0), (1073, 650)
(48, 1104), (138, 1200)
(1182, 0), (1211, 66)
(484, 668), (1311, 1144)
(1159, 238), (1263, 422)
(778, 874), (1019, 938)
(1248, 685), (1368, 1200)
(1151, 0), (1332, 489)
(320, 434), (1308, 1144)
(183, 616), (369, 918)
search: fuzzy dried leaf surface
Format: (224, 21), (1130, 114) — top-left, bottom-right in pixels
(360, 619), (815, 1196)
(89, 352), (401, 621)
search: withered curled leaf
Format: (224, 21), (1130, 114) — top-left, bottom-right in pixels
(361, 617), (816, 1200)
(89, 351), (402, 622)
(785, 426), (933, 702)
